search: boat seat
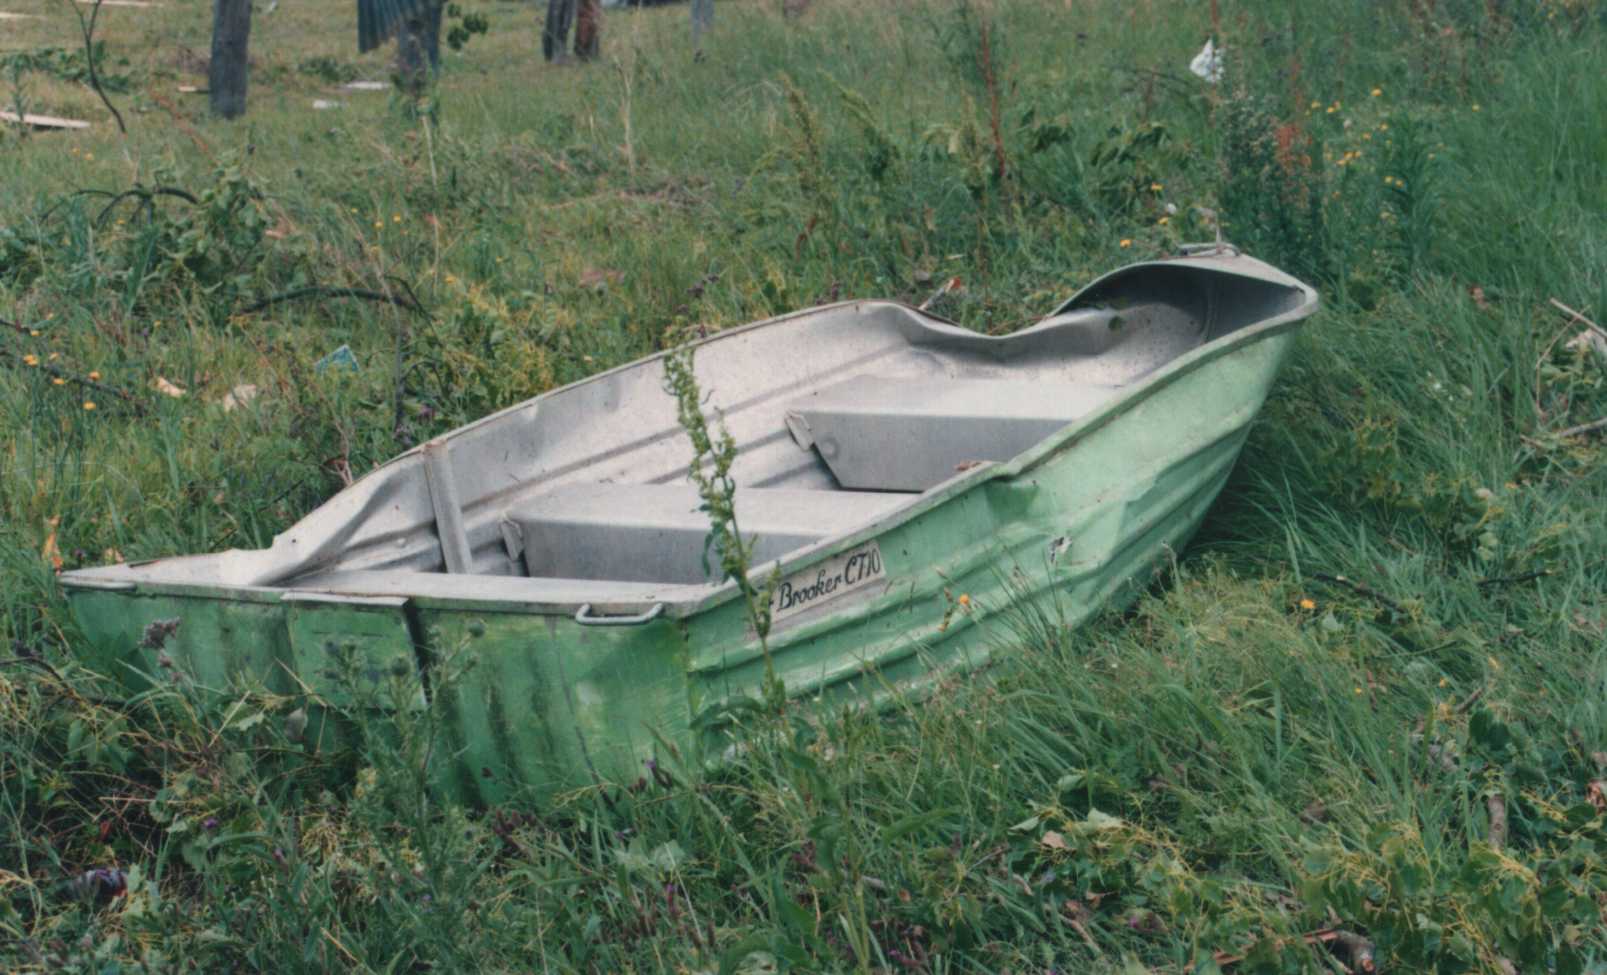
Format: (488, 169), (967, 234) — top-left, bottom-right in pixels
(503, 484), (911, 584)
(785, 376), (1122, 491)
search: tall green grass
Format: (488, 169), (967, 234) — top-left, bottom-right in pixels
(3, 0), (1605, 970)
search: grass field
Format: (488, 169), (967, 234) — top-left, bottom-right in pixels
(3, 0), (1606, 970)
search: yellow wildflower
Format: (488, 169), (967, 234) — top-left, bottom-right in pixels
(23, 354), (39, 366)
(1299, 598), (1316, 610)
(52, 377), (65, 386)
(88, 370), (101, 380)
(83, 401), (96, 410)
(1119, 239), (1132, 249)
(1157, 216), (1169, 226)
(1371, 87), (1382, 97)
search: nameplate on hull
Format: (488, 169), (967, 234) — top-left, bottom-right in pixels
(769, 541), (886, 624)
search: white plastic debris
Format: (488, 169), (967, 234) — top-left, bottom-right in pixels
(1189, 39), (1223, 84)
(311, 99), (342, 111)
(220, 384), (260, 412)
(1565, 330), (1607, 360)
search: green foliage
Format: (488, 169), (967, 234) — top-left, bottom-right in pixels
(444, 4), (490, 53)
(296, 55), (360, 85)
(835, 83), (900, 185)
(0, 44), (132, 94)
(1217, 89), (1333, 287)
(1, 158), (283, 321)
(1087, 120), (1175, 213)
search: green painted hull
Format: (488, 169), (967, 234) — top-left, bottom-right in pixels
(64, 254), (1312, 803)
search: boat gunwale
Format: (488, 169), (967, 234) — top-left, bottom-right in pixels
(60, 253), (1317, 618)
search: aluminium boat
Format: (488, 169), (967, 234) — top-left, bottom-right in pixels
(61, 247), (1318, 801)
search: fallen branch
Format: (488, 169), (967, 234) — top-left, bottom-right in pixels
(236, 285), (427, 317)
(0, 348), (148, 414)
(1532, 298), (1607, 433)
(1477, 567), (1555, 590)
(1309, 572), (1405, 615)
(94, 185), (200, 226)
(1553, 415), (1607, 440)
(147, 90), (215, 159)
(1550, 297), (1607, 345)
(1204, 926), (1377, 972)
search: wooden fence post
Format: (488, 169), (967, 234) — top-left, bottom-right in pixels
(543, 0), (575, 62)
(397, 1), (443, 92)
(574, 0), (600, 61)
(691, 0), (713, 55)
(208, 0), (253, 119)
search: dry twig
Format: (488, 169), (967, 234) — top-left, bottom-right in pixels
(1549, 298), (1607, 344)
(0, 347), (148, 413)
(236, 285), (428, 316)
(59, 0), (126, 135)
(1553, 415), (1607, 440)
(1309, 572), (1405, 615)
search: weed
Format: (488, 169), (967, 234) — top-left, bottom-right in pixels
(296, 55), (360, 85)
(663, 348), (783, 707)
(0, 45), (132, 94)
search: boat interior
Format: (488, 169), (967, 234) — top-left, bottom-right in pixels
(68, 259), (1313, 605)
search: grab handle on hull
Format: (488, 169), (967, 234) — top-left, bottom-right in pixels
(573, 602), (666, 627)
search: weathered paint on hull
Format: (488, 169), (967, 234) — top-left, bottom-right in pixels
(66, 322), (1296, 803)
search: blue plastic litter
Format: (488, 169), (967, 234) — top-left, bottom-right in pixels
(314, 344), (360, 373)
